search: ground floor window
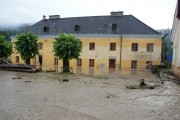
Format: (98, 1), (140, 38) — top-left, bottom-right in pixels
(89, 59), (94, 67)
(16, 56), (19, 63)
(77, 59), (82, 66)
(146, 61), (152, 69)
(54, 57), (58, 65)
(131, 60), (137, 69)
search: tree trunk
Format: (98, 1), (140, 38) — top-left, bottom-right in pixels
(63, 60), (69, 72)
(26, 58), (31, 65)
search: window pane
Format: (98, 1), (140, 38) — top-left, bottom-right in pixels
(77, 59), (82, 66)
(146, 61), (152, 69)
(147, 43), (154, 52)
(112, 23), (117, 31)
(132, 43), (138, 51)
(110, 43), (116, 51)
(89, 59), (94, 67)
(89, 43), (95, 50)
(38, 42), (43, 49)
(131, 60), (137, 69)
(54, 57), (58, 65)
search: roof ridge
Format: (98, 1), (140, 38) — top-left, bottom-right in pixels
(45, 15), (132, 20)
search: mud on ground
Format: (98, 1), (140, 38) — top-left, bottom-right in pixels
(0, 70), (180, 120)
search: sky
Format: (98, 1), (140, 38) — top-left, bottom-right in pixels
(0, 0), (177, 30)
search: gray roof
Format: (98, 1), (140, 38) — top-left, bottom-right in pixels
(27, 15), (160, 35)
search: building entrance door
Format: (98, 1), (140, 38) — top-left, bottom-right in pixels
(109, 59), (116, 68)
(38, 55), (43, 70)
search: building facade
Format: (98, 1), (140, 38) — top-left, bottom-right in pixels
(171, 0), (180, 78)
(11, 12), (162, 72)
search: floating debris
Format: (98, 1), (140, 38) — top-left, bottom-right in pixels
(126, 79), (160, 89)
(24, 81), (31, 83)
(12, 77), (22, 79)
(62, 79), (69, 82)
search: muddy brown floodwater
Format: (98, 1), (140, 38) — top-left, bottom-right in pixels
(0, 69), (180, 120)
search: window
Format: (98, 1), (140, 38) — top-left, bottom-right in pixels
(110, 43), (116, 51)
(147, 43), (154, 52)
(54, 57), (58, 65)
(38, 42), (43, 49)
(16, 56), (19, 63)
(89, 42), (95, 50)
(146, 61), (152, 69)
(43, 26), (49, 32)
(75, 25), (80, 32)
(89, 59), (94, 67)
(131, 60), (137, 69)
(112, 23), (117, 32)
(77, 59), (82, 66)
(132, 43), (138, 51)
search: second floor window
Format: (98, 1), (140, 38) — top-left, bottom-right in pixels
(147, 43), (154, 52)
(110, 43), (116, 51)
(132, 43), (138, 51)
(89, 42), (95, 50)
(77, 59), (82, 66)
(38, 42), (43, 49)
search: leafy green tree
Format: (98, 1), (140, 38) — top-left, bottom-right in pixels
(15, 32), (39, 65)
(0, 35), (12, 62)
(54, 33), (82, 72)
(162, 39), (168, 61)
(0, 31), (11, 41)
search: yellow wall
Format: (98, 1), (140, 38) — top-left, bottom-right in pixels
(11, 36), (162, 72)
(121, 37), (162, 69)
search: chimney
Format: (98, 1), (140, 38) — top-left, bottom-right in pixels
(111, 11), (124, 16)
(43, 15), (46, 20)
(49, 15), (60, 19)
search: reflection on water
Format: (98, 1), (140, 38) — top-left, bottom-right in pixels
(74, 67), (154, 77)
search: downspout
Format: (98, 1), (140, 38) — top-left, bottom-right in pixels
(120, 35), (123, 69)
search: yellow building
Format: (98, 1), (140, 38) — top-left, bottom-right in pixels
(11, 12), (162, 73)
(171, 0), (180, 78)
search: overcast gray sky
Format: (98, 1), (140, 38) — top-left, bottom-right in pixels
(0, 0), (177, 30)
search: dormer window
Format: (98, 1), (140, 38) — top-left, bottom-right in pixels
(43, 26), (49, 32)
(75, 25), (80, 32)
(112, 23), (117, 32)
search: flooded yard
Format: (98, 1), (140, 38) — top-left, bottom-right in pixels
(0, 69), (180, 120)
